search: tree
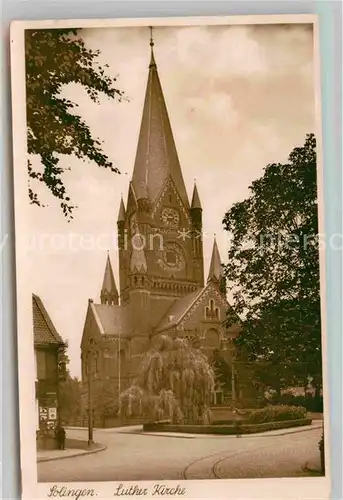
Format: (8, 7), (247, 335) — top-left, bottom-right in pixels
(26, 29), (126, 219)
(59, 375), (83, 425)
(92, 382), (119, 424)
(120, 335), (215, 424)
(223, 134), (322, 394)
(57, 342), (83, 424)
(212, 349), (263, 405)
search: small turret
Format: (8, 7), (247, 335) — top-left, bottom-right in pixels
(136, 181), (151, 227)
(117, 196), (126, 223)
(117, 196), (126, 251)
(191, 181), (202, 210)
(207, 237), (226, 296)
(190, 181), (202, 226)
(100, 253), (119, 305)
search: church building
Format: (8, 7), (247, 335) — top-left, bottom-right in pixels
(80, 30), (241, 424)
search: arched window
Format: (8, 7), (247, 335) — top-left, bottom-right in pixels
(205, 299), (220, 320)
(203, 328), (220, 348)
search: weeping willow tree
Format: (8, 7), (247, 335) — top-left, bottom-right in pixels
(121, 335), (215, 425)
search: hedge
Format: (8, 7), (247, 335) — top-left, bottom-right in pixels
(247, 404), (307, 424)
(270, 394), (323, 413)
(143, 418), (312, 435)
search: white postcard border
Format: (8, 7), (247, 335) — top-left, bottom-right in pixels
(10, 14), (330, 500)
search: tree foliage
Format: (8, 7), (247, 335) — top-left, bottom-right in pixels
(121, 335), (215, 424)
(223, 134), (322, 393)
(211, 349), (234, 393)
(92, 382), (119, 419)
(59, 375), (83, 424)
(26, 29), (125, 219)
(57, 342), (83, 424)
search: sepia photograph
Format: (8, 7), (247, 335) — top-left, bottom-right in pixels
(11, 15), (330, 499)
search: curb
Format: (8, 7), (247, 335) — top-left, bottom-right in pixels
(141, 422), (322, 440)
(247, 423), (322, 438)
(37, 443), (107, 463)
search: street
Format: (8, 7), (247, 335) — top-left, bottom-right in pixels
(38, 424), (322, 482)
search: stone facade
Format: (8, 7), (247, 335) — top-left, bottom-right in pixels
(80, 34), (243, 424)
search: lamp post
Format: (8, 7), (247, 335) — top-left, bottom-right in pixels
(87, 350), (94, 446)
(117, 333), (121, 418)
(57, 355), (66, 424)
(56, 343), (67, 433)
(231, 361), (236, 410)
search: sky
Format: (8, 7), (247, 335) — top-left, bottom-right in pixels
(25, 23), (315, 378)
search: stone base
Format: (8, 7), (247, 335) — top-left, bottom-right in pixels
(37, 432), (58, 451)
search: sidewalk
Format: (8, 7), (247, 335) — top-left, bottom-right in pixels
(37, 442), (106, 463)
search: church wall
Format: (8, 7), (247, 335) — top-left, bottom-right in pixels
(130, 336), (150, 356)
(80, 306), (102, 384)
(128, 289), (151, 336)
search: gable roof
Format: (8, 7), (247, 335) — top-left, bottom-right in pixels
(155, 283), (231, 334)
(92, 303), (129, 337)
(155, 288), (203, 333)
(33, 294), (64, 346)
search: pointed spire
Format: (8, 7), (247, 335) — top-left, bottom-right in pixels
(131, 27), (189, 207)
(191, 181), (202, 210)
(207, 236), (223, 283)
(117, 195), (126, 222)
(149, 26), (156, 68)
(101, 253), (119, 305)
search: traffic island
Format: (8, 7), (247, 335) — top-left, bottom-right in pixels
(143, 418), (313, 435)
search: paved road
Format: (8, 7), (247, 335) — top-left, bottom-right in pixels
(38, 425), (322, 482)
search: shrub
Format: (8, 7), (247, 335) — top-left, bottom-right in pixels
(269, 393), (323, 412)
(247, 404), (307, 424)
(143, 418), (312, 435)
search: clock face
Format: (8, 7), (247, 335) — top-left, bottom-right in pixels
(161, 207), (180, 228)
(130, 213), (138, 234)
(157, 242), (185, 272)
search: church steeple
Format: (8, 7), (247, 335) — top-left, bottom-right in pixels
(207, 237), (223, 283)
(101, 253), (119, 305)
(131, 27), (189, 208)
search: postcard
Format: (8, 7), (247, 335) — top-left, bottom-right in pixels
(10, 14), (330, 500)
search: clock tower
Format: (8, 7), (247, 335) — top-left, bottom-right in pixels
(117, 28), (204, 338)
(81, 29), (246, 423)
